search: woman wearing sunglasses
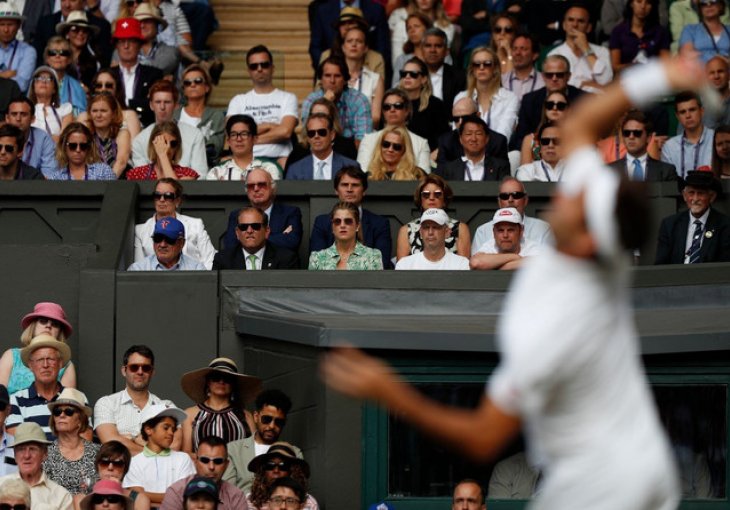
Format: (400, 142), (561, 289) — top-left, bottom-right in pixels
(93, 442), (151, 510)
(309, 201), (383, 270)
(520, 90), (569, 164)
(490, 14), (518, 75)
(126, 122), (199, 180)
(84, 93), (131, 177)
(0, 479), (30, 510)
(247, 443), (318, 510)
(0, 302), (76, 395)
(396, 174), (470, 260)
(57, 11), (104, 91)
(515, 121), (563, 181)
(43, 36), (88, 118)
(29, 66), (72, 143)
(48, 123), (116, 180)
(174, 64), (225, 167)
(679, 0), (730, 63)
(133, 178), (217, 269)
(81, 69), (141, 139)
(80, 480), (134, 510)
(368, 126), (424, 180)
(43, 388), (99, 495)
(179, 358), (261, 454)
(398, 56), (449, 150)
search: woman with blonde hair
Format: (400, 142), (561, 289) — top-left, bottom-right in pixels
(85, 92), (130, 177)
(49, 123), (116, 180)
(454, 46), (519, 140)
(389, 0), (454, 68)
(125, 122), (200, 180)
(368, 126), (424, 180)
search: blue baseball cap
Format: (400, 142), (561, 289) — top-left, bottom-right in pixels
(368, 503), (395, 510)
(153, 216), (185, 240)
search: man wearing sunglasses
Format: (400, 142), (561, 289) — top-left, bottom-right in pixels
(0, 124), (44, 180)
(286, 113), (359, 180)
(213, 207), (299, 270)
(224, 390), (302, 493)
(609, 111), (677, 182)
(515, 123), (564, 182)
(160, 436), (245, 510)
(95, 345), (180, 455)
(127, 217), (205, 271)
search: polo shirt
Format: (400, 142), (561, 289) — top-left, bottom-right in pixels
(7, 384), (90, 440)
(123, 447), (195, 493)
(94, 389), (175, 438)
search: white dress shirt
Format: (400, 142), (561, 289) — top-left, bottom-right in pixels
(313, 151), (334, 180)
(626, 153), (648, 181)
(429, 65), (445, 100)
(462, 156), (485, 181)
(243, 246), (266, 270)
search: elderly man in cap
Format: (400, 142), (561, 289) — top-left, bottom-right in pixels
(7, 335), (90, 441)
(395, 209), (470, 270)
(471, 207), (543, 270)
(0, 422), (72, 510)
(0, 384), (16, 476)
(127, 217), (206, 271)
(655, 171), (730, 264)
(0, 2), (36, 91)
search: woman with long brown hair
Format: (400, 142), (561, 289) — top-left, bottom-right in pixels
(85, 92), (131, 177)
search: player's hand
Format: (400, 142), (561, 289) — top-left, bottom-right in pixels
(665, 52), (707, 92)
(320, 346), (399, 401)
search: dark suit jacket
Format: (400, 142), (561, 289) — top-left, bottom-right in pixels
(608, 157), (677, 182)
(655, 208), (730, 264)
(285, 152), (359, 180)
(35, 12), (112, 67)
(435, 156), (511, 181)
(224, 202), (303, 252)
(436, 128), (508, 165)
(111, 64), (164, 127)
(212, 241), (299, 270)
(441, 64), (466, 110)
(510, 85), (586, 150)
(309, 208), (392, 268)
(0, 77), (21, 116)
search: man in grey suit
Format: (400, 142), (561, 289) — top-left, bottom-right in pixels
(609, 111), (677, 182)
(222, 389), (302, 493)
(286, 113), (358, 179)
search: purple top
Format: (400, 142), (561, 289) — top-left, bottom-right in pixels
(609, 21), (670, 64)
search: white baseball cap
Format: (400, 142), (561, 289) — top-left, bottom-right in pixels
(419, 208), (449, 226)
(492, 207), (522, 225)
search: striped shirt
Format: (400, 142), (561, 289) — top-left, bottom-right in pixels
(7, 384), (91, 440)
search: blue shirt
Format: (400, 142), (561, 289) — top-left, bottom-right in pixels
(0, 40), (36, 91)
(59, 75), (88, 117)
(127, 253), (206, 271)
(302, 88), (372, 141)
(22, 128), (58, 178)
(679, 23), (730, 63)
(47, 163), (117, 180)
(661, 127), (715, 178)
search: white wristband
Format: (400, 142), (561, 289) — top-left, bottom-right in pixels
(620, 60), (671, 108)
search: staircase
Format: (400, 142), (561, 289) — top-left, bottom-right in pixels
(206, 0), (315, 109)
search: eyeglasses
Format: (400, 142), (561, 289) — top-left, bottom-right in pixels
(69, 25), (89, 33)
(198, 456), (226, 465)
(125, 363), (153, 373)
(332, 217), (355, 226)
(248, 61), (272, 70)
(543, 71), (567, 80)
(66, 142), (90, 152)
(307, 128), (329, 138)
(264, 460), (291, 471)
(539, 137), (560, 146)
(0, 504), (28, 510)
(498, 191), (526, 200)
(46, 49), (71, 57)
(152, 234), (178, 244)
(382, 102), (405, 111)
(700, 0), (720, 5)
(91, 495), (124, 505)
(153, 191), (177, 201)
(168, 140), (179, 148)
(237, 222), (263, 231)
(0, 144), (15, 153)
(183, 77), (205, 87)
(259, 415), (286, 427)
(471, 60), (493, 69)
(229, 130), (251, 140)
(15, 445), (43, 455)
(420, 190), (443, 199)
(399, 70), (422, 79)
(545, 101), (568, 111)
(98, 457), (126, 468)
(30, 356), (60, 366)
(246, 181), (269, 191)
(381, 140), (403, 151)
(622, 129), (644, 138)
(493, 25), (514, 34)
(34, 75), (53, 83)
(95, 82), (115, 90)
(268, 496), (300, 508)
(52, 407), (78, 417)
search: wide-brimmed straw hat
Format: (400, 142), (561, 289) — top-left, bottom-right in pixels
(180, 357), (262, 404)
(247, 442), (310, 477)
(13, 422), (51, 446)
(20, 334), (71, 367)
(80, 480), (134, 510)
(134, 3), (168, 29)
(0, 1), (24, 21)
(21, 302), (73, 337)
(47, 387), (92, 416)
(56, 10), (100, 36)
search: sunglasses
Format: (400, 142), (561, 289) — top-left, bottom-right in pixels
(0, 144), (15, 153)
(383, 102), (405, 111)
(198, 456), (226, 465)
(421, 190), (443, 199)
(545, 101), (568, 111)
(498, 191), (526, 200)
(264, 460), (291, 471)
(34, 75), (53, 83)
(700, 0), (720, 5)
(259, 415), (286, 427)
(248, 61), (272, 71)
(126, 363), (153, 373)
(69, 25), (89, 33)
(237, 222), (263, 231)
(52, 407), (78, 417)
(91, 495), (124, 505)
(307, 128), (329, 138)
(152, 234), (178, 244)
(622, 129), (644, 138)
(539, 137), (561, 146)
(332, 217), (355, 226)
(399, 70), (422, 79)
(228, 130), (251, 140)
(125, 0), (143, 5)
(471, 60), (493, 69)
(153, 191), (176, 201)
(381, 140), (403, 151)
(246, 181), (269, 191)
(38, 317), (62, 328)
(183, 77), (205, 87)
(168, 140), (179, 148)
(47, 49), (71, 57)
(98, 458), (126, 468)
(0, 505), (26, 510)
(493, 25), (514, 34)
(95, 82), (115, 90)
(543, 71), (567, 80)
(451, 114), (469, 124)
(66, 142), (90, 151)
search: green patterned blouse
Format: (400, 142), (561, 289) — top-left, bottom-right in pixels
(308, 242), (384, 270)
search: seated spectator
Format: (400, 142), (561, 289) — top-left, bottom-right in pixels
(704, 56), (730, 128)
(309, 166), (392, 268)
(712, 125), (730, 179)
(470, 207), (542, 270)
(134, 178), (216, 269)
(29, 67), (72, 143)
(670, 0), (730, 52)
(0, 3), (36, 91)
(81, 69), (141, 139)
(127, 217), (206, 271)
(395, 208), (470, 270)
(247, 444), (318, 510)
(207, 116), (280, 181)
(520, 91), (569, 165)
(265, 477), (310, 510)
(661, 91), (714, 178)
(301, 57), (373, 146)
(471, 176), (552, 254)
(609, 0), (670, 73)
(133, 3), (179, 77)
(609, 111), (677, 182)
(86, 92), (131, 177)
(680, 0), (730, 63)
(131, 80), (207, 174)
(459, 0), (493, 50)
(93, 442), (151, 510)
(336, 26), (385, 126)
(396, 174), (470, 260)
(655, 171), (730, 264)
(0, 479), (29, 509)
(501, 32), (544, 103)
(47, 123), (117, 180)
(389, 0), (454, 70)
(357, 88), (430, 171)
(398, 57), (449, 151)
(601, 0), (669, 42)
(57, 11), (102, 91)
(43, 388), (99, 495)
(122, 406), (195, 506)
(226, 45), (298, 170)
(174, 64), (225, 167)
(180, 360), (260, 454)
(515, 122), (563, 182)
(320, 7), (386, 78)
(0, 303), (75, 396)
(309, 201), (383, 270)
(368, 126), (425, 181)
(213, 207), (299, 270)
(127, 121), (200, 180)
(451, 479), (486, 510)
(455, 47), (519, 141)
(0, 77), (21, 119)
(44, 36), (87, 117)
(179, 477), (219, 510)
(79, 480), (133, 510)
(0, 422), (72, 510)
(391, 12), (433, 86)
(548, 3), (613, 92)
(5, 97), (58, 178)
(286, 113), (359, 180)
(488, 451), (539, 499)
(421, 28), (464, 108)
(435, 115), (510, 181)
(0, 124), (44, 180)
(488, 13), (518, 76)
(0, 384), (17, 476)
(222, 168), (303, 252)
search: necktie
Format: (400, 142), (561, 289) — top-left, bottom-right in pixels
(315, 161), (326, 180)
(247, 254), (257, 270)
(632, 159), (643, 181)
(688, 220), (703, 264)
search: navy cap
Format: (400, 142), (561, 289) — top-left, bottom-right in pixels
(153, 216), (185, 240)
(183, 477), (218, 499)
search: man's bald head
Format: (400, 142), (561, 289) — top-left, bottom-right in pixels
(452, 97), (478, 117)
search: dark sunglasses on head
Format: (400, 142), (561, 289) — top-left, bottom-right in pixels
(248, 61), (272, 71)
(91, 495), (124, 505)
(52, 407), (78, 417)
(471, 60), (493, 69)
(66, 142), (90, 151)
(47, 49), (71, 57)
(307, 128), (329, 138)
(332, 217), (355, 226)
(0, 144), (15, 153)
(126, 363), (153, 373)
(499, 191), (526, 200)
(264, 460), (290, 471)
(153, 191), (176, 201)
(198, 456), (226, 465)
(622, 129), (644, 138)
(152, 234), (178, 244)
(383, 102), (405, 111)
(493, 25), (514, 34)
(545, 101), (568, 111)
(543, 71), (567, 80)
(95, 82), (115, 90)
(0, 504), (27, 510)
(539, 137), (560, 146)
(98, 458), (126, 468)
(421, 190), (443, 199)
(237, 222), (263, 231)
(183, 77), (205, 87)
(399, 70), (422, 79)
(381, 140), (403, 151)
(259, 415), (286, 427)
